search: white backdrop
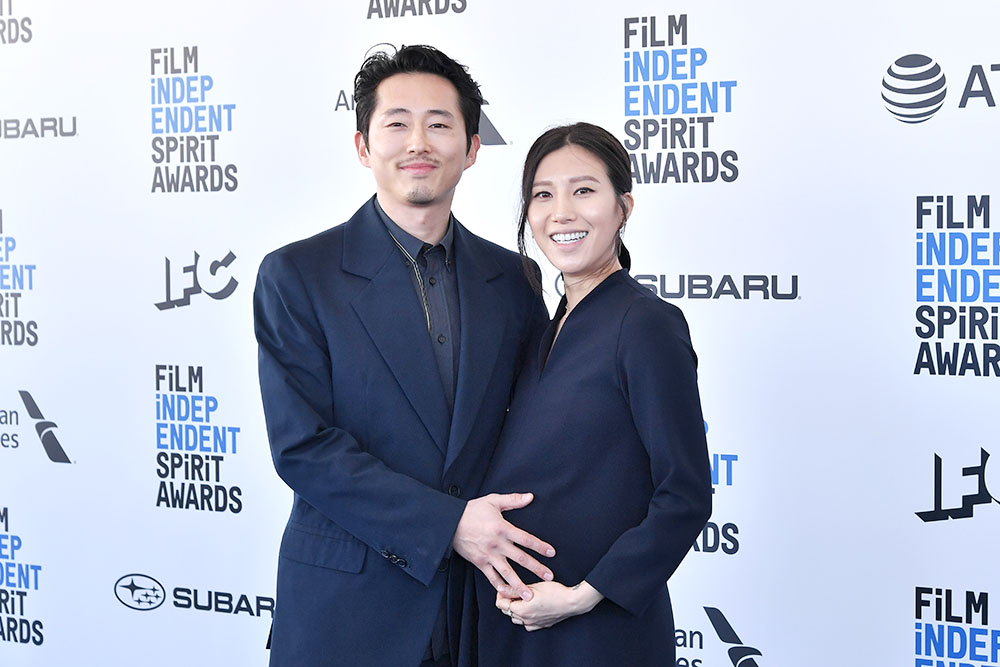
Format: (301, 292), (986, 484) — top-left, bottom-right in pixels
(2, 1), (998, 665)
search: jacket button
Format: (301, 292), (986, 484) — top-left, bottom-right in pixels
(380, 549), (390, 559)
(397, 559), (407, 568)
(437, 558), (449, 573)
(389, 554), (399, 564)
(448, 485), (461, 497)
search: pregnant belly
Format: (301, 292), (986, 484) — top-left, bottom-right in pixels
(484, 452), (653, 586)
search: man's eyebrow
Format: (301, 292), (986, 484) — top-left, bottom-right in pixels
(381, 108), (456, 118)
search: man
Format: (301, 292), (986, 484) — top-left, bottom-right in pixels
(254, 45), (554, 666)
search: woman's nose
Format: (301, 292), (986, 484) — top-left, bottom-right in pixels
(551, 193), (575, 222)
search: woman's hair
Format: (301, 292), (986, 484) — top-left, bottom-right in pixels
(517, 122), (633, 293)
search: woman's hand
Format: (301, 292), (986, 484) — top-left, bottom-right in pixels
(496, 581), (604, 631)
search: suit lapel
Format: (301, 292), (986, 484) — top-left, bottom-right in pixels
(444, 223), (507, 472)
(346, 199), (450, 454)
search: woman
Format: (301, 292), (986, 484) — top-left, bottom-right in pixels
(473, 123), (712, 665)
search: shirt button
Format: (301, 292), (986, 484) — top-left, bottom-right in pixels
(429, 276), (437, 285)
(437, 334), (447, 344)
(448, 485), (461, 497)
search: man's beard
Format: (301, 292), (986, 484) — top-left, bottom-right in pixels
(406, 186), (434, 205)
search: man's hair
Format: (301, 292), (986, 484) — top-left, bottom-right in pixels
(354, 44), (483, 152)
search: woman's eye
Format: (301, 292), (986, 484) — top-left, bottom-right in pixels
(575, 187), (593, 195)
(532, 191), (551, 199)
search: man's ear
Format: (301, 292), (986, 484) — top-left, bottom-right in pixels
(464, 134), (481, 169)
(355, 131), (371, 167)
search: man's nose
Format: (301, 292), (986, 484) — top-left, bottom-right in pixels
(407, 125), (430, 153)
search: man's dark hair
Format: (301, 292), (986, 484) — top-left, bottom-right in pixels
(354, 44), (483, 152)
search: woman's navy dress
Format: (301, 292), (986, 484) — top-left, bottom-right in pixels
(474, 270), (712, 666)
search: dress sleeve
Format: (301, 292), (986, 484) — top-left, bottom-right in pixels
(584, 297), (712, 616)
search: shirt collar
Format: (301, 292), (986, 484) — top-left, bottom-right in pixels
(375, 197), (455, 263)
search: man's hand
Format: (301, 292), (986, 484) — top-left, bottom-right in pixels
(499, 581), (604, 631)
(452, 493), (555, 601)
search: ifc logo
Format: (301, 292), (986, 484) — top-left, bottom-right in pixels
(881, 54), (947, 123)
(986, 451), (1000, 503)
(115, 574), (166, 611)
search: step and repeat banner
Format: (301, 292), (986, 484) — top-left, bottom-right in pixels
(2, 1), (998, 665)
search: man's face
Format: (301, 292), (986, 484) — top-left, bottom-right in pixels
(356, 72), (480, 212)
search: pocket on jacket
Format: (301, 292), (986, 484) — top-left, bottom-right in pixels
(280, 522), (367, 574)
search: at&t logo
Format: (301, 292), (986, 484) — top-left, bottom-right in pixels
(882, 51), (1000, 123)
(881, 54), (947, 123)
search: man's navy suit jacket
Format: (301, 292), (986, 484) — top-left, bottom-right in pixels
(254, 197), (547, 666)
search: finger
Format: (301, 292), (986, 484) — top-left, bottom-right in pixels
(503, 545), (554, 582)
(492, 559), (532, 601)
(507, 526), (556, 559)
(525, 625), (541, 632)
(491, 492), (534, 512)
(511, 615), (524, 626)
(495, 589), (517, 604)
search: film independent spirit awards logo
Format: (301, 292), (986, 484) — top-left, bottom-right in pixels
(881, 54), (947, 123)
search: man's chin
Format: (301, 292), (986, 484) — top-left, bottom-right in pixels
(406, 188), (435, 206)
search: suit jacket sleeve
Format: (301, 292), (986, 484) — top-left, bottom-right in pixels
(254, 249), (466, 587)
(584, 298), (713, 616)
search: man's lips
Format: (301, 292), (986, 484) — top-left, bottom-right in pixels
(400, 162), (437, 175)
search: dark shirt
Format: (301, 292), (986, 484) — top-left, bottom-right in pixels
(375, 198), (461, 414)
(375, 197), (460, 660)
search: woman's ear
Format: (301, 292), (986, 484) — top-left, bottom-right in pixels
(621, 192), (635, 224)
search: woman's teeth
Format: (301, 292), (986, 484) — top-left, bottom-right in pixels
(552, 231), (587, 244)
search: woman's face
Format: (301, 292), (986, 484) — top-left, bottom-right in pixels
(527, 145), (632, 285)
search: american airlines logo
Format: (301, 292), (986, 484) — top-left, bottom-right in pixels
(18, 391), (70, 463)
